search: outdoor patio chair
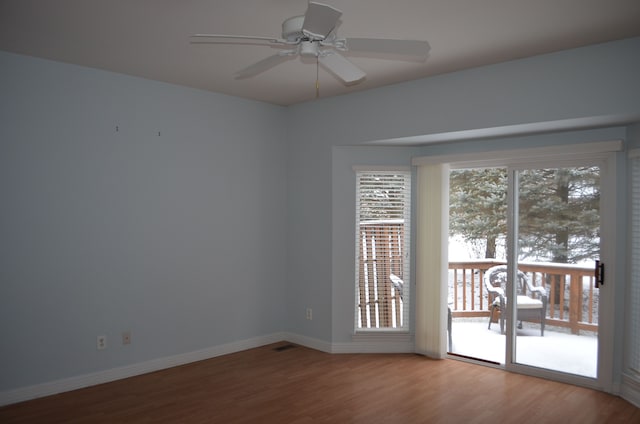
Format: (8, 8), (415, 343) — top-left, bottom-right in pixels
(484, 265), (548, 336)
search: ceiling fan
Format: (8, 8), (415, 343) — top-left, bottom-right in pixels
(190, 1), (431, 85)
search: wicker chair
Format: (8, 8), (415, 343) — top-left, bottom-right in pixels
(484, 265), (547, 336)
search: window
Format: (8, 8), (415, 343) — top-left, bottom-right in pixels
(355, 170), (411, 330)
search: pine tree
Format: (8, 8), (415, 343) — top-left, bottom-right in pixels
(518, 167), (599, 264)
(449, 168), (508, 258)
(449, 166), (600, 264)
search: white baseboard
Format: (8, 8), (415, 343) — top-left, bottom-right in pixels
(0, 332), (285, 407)
(2, 332), (416, 407)
(283, 331), (414, 354)
(331, 341), (415, 354)
(621, 373), (640, 408)
(283, 332), (333, 353)
(334, 332), (414, 353)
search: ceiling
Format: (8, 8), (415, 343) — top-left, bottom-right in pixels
(1, 0), (639, 106)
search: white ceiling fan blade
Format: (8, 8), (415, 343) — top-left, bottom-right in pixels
(235, 53), (294, 79)
(319, 52), (365, 84)
(302, 2), (342, 40)
(190, 34), (286, 45)
(345, 38), (431, 60)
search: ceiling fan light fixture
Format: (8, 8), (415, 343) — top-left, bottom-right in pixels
(300, 41), (319, 57)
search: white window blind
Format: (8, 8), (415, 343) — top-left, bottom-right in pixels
(355, 170), (411, 330)
(630, 155), (640, 374)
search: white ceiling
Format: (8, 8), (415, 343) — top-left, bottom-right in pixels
(1, 0), (639, 106)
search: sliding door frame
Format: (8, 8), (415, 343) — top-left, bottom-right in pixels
(413, 140), (621, 392)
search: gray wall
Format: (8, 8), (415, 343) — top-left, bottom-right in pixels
(1, 35), (640, 394)
(0, 52), (288, 391)
(285, 37), (640, 343)
(629, 124), (640, 149)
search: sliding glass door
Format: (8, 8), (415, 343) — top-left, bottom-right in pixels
(510, 166), (600, 378)
(436, 144), (618, 390)
(448, 167), (507, 364)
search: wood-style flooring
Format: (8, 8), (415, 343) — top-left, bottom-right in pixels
(1, 343), (638, 423)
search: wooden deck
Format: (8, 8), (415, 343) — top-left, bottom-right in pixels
(1, 343), (637, 423)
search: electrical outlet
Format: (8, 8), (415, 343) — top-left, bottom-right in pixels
(122, 331), (131, 345)
(97, 335), (107, 350)
(306, 308), (313, 320)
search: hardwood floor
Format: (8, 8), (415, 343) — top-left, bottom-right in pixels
(1, 343), (638, 423)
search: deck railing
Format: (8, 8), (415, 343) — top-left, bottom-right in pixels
(357, 221), (405, 329)
(449, 259), (598, 334)
(357, 222), (599, 334)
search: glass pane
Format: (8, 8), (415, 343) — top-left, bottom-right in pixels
(448, 168), (508, 364)
(514, 166), (599, 378)
(355, 171), (411, 330)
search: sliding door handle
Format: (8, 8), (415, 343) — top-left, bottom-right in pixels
(595, 260), (605, 288)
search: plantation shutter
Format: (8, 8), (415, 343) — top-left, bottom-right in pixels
(355, 169), (411, 330)
(630, 153), (640, 374)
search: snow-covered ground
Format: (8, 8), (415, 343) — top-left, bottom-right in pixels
(450, 319), (597, 378)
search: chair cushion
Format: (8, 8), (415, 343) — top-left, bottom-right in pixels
(516, 295), (543, 309)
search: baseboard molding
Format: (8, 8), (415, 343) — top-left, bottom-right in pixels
(2, 332), (417, 406)
(283, 331), (414, 354)
(0, 332), (285, 407)
(621, 373), (640, 408)
(283, 332), (333, 353)
(334, 332), (415, 353)
(331, 341), (415, 354)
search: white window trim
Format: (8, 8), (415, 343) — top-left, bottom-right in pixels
(412, 140), (623, 168)
(353, 168), (412, 335)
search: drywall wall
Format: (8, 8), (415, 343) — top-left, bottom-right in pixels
(0, 51), (288, 392)
(289, 37), (640, 147)
(629, 124), (640, 149)
(286, 37), (640, 344)
(2, 35), (639, 399)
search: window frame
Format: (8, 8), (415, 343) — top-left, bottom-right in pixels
(354, 167), (412, 333)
